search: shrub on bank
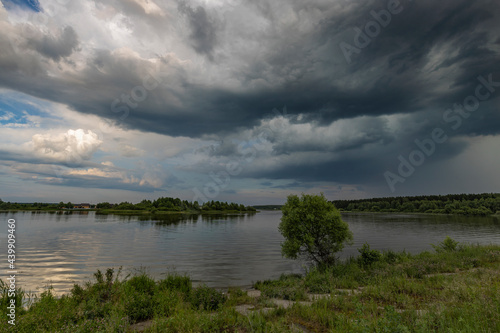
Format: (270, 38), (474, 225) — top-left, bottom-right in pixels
(158, 273), (192, 296)
(432, 236), (460, 252)
(358, 243), (382, 267)
(189, 285), (227, 311)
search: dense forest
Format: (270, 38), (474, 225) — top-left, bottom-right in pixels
(0, 197), (256, 213)
(332, 193), (500, 216)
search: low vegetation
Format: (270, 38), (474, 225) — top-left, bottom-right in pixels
(1, 239), (499, 332)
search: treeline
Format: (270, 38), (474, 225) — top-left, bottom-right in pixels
(97, 197), (256, 212)
(252, 205), (283, 210)
(332, 193), (500, 216)
(0, 197), (256, 213)
(0, 200), (65, 211)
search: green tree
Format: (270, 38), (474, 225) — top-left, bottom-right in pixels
(278, 193), (352, 267)
(96, 202), (111, 209)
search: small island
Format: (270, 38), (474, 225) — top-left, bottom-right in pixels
(0, 197), (257, 215)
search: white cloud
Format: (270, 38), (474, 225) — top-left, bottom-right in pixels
(32, 129), (102, 163)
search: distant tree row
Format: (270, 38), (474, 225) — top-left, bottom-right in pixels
(96, 197), (256, 212)
(0, 197), (256, 213)
(0, 199), (75, 210)
(332, 193), (500, 216)
(253, 205), (283, 210)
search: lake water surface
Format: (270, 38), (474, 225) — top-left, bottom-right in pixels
(1, 210), (499, 295)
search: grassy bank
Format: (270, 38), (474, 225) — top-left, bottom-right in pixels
(1, 239), (499, 332)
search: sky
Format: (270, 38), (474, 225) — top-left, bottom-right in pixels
(0, 0), (499, 205)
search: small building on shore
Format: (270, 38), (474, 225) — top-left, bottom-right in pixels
(74, 203), (91, 209)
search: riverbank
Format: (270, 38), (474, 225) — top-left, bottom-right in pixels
(1, 239), (499, 332)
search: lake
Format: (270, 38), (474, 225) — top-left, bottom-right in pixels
(1, 210), (500, 296)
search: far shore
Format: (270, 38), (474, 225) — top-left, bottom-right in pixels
(0, 209), (259, 215)
(2, 208), (500, 217)
(338, 210), (500, 217)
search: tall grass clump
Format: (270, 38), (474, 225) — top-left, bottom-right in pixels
(358, 243), (382, 267)
(189, 285), (227, 311)
(158, 273), (192, 295)
(432, 236), (460, 252)
(122, 273), (157, 322)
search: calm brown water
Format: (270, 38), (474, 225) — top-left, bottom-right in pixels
(1, 210), (499, 295)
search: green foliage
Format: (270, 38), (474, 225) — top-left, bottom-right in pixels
(99, 197), (257, 212)
(158, 273), (192, 295)
(122, 273), (157, 322)
(382, 249), (410, 264)
(96, 202), (111, 209)
(332, 193), (500, 216)
(125, 273), (157, 295)
(432, 236), (460, 253)
(69, 268), (122, 320)
(0, 278), (29, 317)
(123, 289), (155, 322)
(279, 193), (353, 266)
(153, 289), (184, 318)
(254, 274), (308, 301)
(189, 285), (227, 311)
(358, 243), (382, 267)
(0, 196), (256, 213)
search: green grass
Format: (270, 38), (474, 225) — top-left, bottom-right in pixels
(1, 240), (499, 332)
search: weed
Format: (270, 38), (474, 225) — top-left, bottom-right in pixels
(358, 243), (382, 267)
(189, 285), (227, 311)
(432, 236), (460, 252)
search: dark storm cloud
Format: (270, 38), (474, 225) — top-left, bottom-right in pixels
(1, 0), (498, 138)
(271, 181), (303, 189)
(97, 0), (499, 138)
(27, 26), (79, 61)
(1, 0), (500, 191)
(244, 139), (470, 187)
(178, 1), (218, 59)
